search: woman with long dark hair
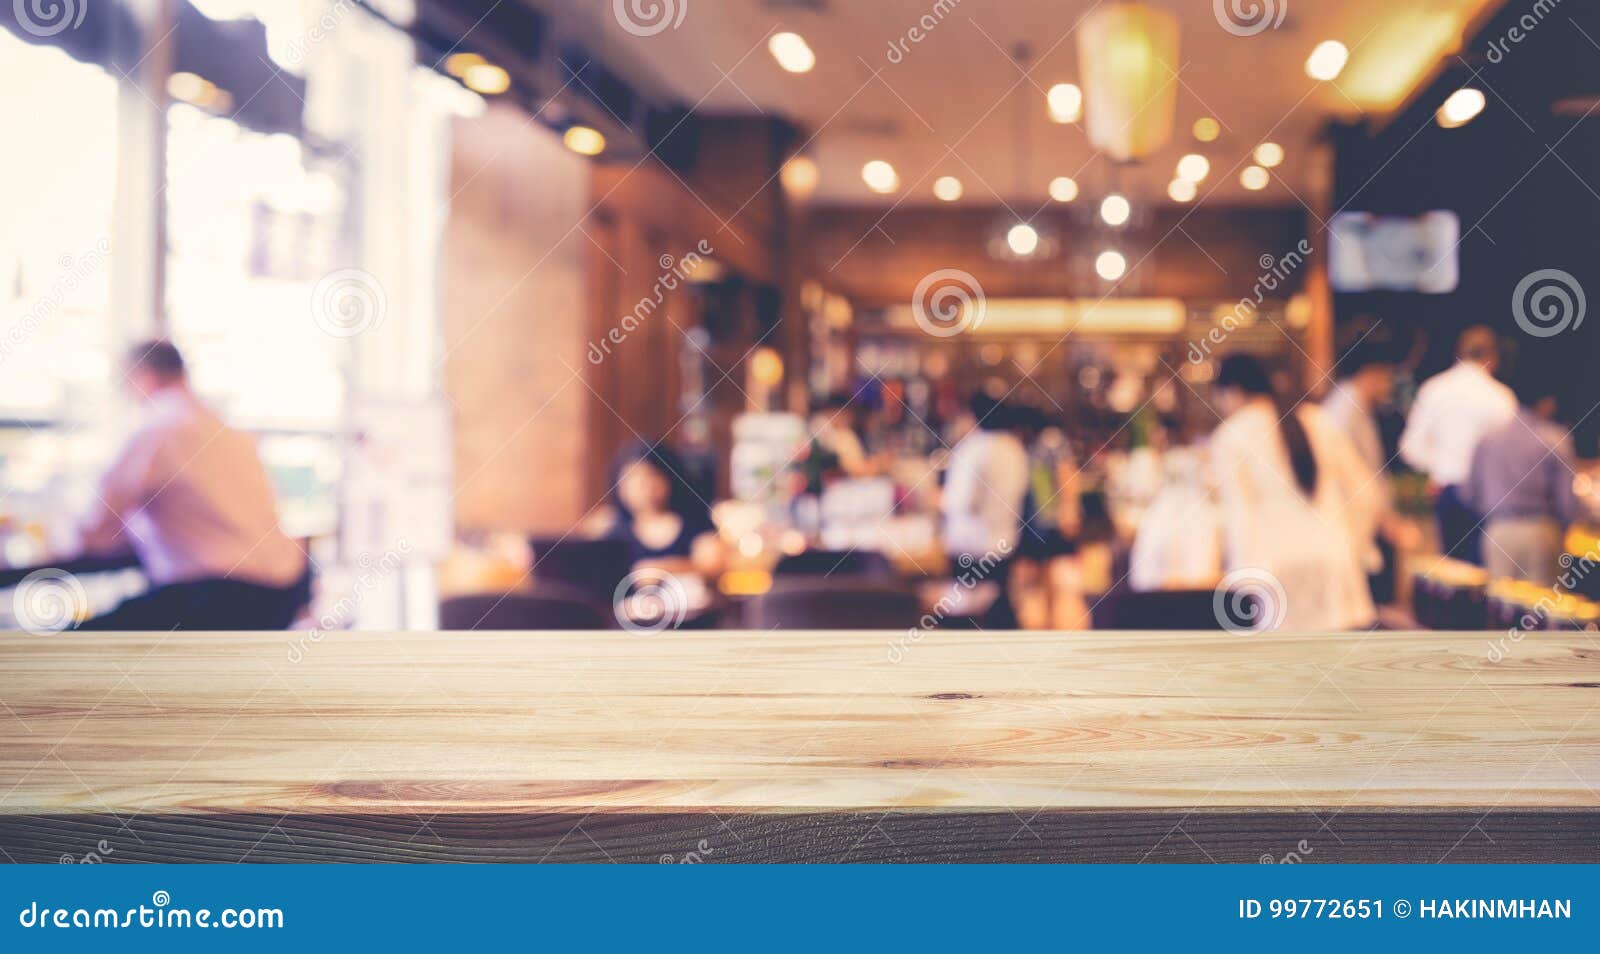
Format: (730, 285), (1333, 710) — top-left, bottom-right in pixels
(1208, 354), (1379, 630)
(601, 440), (723, 576)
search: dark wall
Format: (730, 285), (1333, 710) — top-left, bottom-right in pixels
(1331, 1), (1600, 453)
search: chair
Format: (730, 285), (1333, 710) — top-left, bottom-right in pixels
(439, 583), (610, 631)
(1089, 587), (1258, 631)
(746, 578), (921, 630)
(529, 537), (632, 602)
(773, 549), (894, 579)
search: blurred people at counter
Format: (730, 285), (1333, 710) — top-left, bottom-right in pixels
(591, 440), (725, 577)
(71, 341), (309, 630)
(795, 392), (881, 493)
(1209, 354), (1379, 630)
(1400, 326), (1516, 565)
(1461, 367), (1580, 586)
(939, 393), (1030, 626)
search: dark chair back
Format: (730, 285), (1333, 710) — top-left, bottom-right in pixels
(440, 584), (610, 631)
(1090, 587), (1260, 630)
(773, 549), (894, 580)
(746, 578), (921, 630)
(529, 537), (632, 602)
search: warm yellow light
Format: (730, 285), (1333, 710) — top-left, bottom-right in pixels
(563, 125), (607, 156)
(1006, 223), (1040, 257)
(1167, 178), (1196, 203)
(1078, 5), (1179, 161)
(1240, 165), (1270, 190)
(462, 62), (511, 95)
(1436, 88), (1486, 128)
(749, 347), (784, 388)
(1047, 82), (1083, 123)
(780, 156), (819, 197)
(1254, 142), (1285, 167)
(444, 52), (486, 78)
(933, 175), (963, 201)
(862, 160), (899, 194)
(1192, 117), (1221, 142)
(1099, 194), (1131, 227)
(768, 32), (815, 73)
(1048, 176), (1079, 203)
(1305, 40), (1349, 82)
(1176, 153), (1210, 182)
(1095, 250), (1127, 281)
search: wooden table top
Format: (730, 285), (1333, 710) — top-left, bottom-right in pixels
(4, 629), (1598, 818)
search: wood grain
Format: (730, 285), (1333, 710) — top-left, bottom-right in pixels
(2, 630), (1598, 862)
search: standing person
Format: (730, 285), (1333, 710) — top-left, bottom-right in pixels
(941, 393), (1029, 626)
(74, 341), (308, 630)
(1399, 326), (1516, 565)
(1459, 369), (1579, 585)
(1209, 354), (1379, 631)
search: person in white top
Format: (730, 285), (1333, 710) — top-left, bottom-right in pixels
(941, 394), (1030, 626)
(1398, 326), (1516, 566)
(74, 341), (308, 630)
(1209, 354), (1380, 631)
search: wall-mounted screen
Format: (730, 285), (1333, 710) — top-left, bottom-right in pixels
(1329, 210), (1460, 293)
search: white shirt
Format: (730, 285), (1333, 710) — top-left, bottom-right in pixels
(77, 388), (305, 588)
(1399, 361), (1515, 487)
(941, 429), (1029, 557)
(1209, 401), (1379, 631)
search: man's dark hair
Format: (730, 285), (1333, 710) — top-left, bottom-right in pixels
(127, 340), (186, 380)
(1510, 361), (1560, 413)
(1338, 340), (1395, 377)
(968, 392), (1012, 432)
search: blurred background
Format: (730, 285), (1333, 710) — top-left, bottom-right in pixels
(2, 0), (1599, 636)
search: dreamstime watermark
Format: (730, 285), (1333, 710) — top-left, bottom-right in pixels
(659, 839), (714, 863)
(1212, 567), (1288, 635)
(59, 840), (113, 865)
(613, 0), (687, 37)
(887, 539), (1011, 662)
(1486, 0), (1564, 64)
(910, 268), (985, 338)
(1187, 239), (1313, 365)
(11, 569), (89, 635)
(277, 0), (357, 69)
(885, 0), (963, 64)
(286, 539), (412, 662)
(18, 891), (284, 930)
(613, 568), (689, 633)
(13, 0), (87, 38)
(1214, 0), (1286, 37)
(1259, 839), (1314, 864)
(588, 240), (712, 365)
(2, 236), (111, 366)
(310, 268), (387, 338)
(1511, 268), (1584, 338)
(1487, 547), (1600, 662)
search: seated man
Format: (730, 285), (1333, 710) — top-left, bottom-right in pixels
(73, 341), (308, 630)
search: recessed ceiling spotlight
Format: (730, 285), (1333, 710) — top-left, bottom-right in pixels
(1305, 40), (1349, 82)
(1048, 176), (1079, 203)
(769, 32), (816, 73)
(780, 156), (819, 197)
(1099, 194), (1131, 227)
(1192, 117), (1221, 142)
(1006, 222), (1041, 257)
(1047, 83), (1083, 123)
(462, 62), (511, 95)
(563, 125), (606, 156)
(862, 160), (899, 194)
(1176, 154), (1210, 182)
(1095, 250), (1127, 281)
(1253, 142), (1285, 167)
(933, 176), (964, 201)
(1436, 88), (1486, 128)
(1168, 178), (1197, 203)
(1240, 165), (1270, 190)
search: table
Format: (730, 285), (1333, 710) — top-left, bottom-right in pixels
(2, 630), (1597, 863)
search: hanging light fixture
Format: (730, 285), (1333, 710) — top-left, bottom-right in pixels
(988, 44), (1057, 261)
(1078, 4), (1180, 161)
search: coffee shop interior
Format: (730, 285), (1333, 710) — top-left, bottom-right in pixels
(3, 0), (1599, 637)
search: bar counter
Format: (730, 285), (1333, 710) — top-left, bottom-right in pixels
(2, 630), (1598, 863)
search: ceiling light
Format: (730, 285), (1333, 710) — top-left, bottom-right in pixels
(1305, 40), (1349, 82)
(768, 32), (815, 73)
(444, 52), (486, 78)
(1099, 194), (1131, 227)
(563, 125), (606, 156)
(462, 62), (511, 95)
(1167, 178), (1197, 202)
(1095, 250), (1127, 281)
(1046, 83), (1083, 123)
(1176, 154), (1210, 182)
(1254, 142), (1285, 167)
(1240, 165), (1270, 190)
(1006, 223), (1041, 257)
(780, 156), (819, 197)
(1048, 176), (1079, 203)
(933, 176), (963, 201)
(862, 160), (899, 194)
(1192, 117), (1221, 142)
(1436, 88), (1486, 128)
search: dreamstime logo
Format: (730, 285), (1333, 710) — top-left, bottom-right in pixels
(659, 839), (714, 863)
(613, 569), (689, 634)
(1512, 268), (1585, 338)
(1213, 567), (1287, 635)
(1214, 0), (1286, 37)
(614, 0), (686, 37)
(13, 569), (89, 634)
(1188, 238), (1312, 365)
(14, 0), (87, 37)
(311, 268), (387, 338)
(911, 268), (985, 338)
(589, 239), (712, 364)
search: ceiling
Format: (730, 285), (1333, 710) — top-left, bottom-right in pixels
(560, 0), (1500, 211)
